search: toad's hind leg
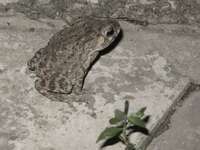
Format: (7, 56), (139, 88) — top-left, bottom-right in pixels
(36, 76), (74, 95)
(35, 78), (73, 102)
(54, 76), (73, 94)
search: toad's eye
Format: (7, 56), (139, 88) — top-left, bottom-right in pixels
(105, 28), (114, 37)
(102, 25), (114, 37)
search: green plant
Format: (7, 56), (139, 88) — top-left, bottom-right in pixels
(97, 101), (149, 150)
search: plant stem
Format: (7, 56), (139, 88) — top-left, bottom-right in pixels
(119, 135), (128, 145)
(124, 100), (129, 115)
(121, 100), (129, 145)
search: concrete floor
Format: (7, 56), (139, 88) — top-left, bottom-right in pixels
(0, 1), (200, 150)
(147, 91), (200, 150)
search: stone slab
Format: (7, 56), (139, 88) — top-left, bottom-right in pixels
(0, 15), (191, 150)
(122, 23), (200, 84)
(147, 90), (200, 150)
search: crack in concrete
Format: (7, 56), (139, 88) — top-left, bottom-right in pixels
(151, 82), (200, 138)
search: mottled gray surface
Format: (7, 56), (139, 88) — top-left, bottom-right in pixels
(120, 22), (200, 83)
(0, 14), (190, 150)
(0, 1), (200, 149)
(147, 91), (200, 150)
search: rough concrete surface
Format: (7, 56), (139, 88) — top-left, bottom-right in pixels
(147, 91), (200, 150)
(0, 2), (200, 150)
(0, 0), (18, 5)
(121, 22), (200, 83)
(0, 13), (192, 150)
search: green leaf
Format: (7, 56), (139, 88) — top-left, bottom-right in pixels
(96, 127), (123, 143)
(135, 107), (146, 118)
(128, 115), (146, 128)
(115, 109), (125, 119)
(109, 118), (122, 124)
(109, 109), (125, 124)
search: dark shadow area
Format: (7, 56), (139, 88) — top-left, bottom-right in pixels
(100, 135), (121, 149)
(127, 126), (149, 136)
(127, 115), (150, 136)
(143, 115), (150, 123)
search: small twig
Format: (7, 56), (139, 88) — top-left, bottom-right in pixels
(122, 100), (129, 146)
